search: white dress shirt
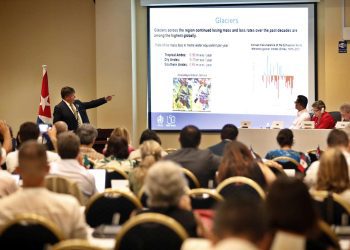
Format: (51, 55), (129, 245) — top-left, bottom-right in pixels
(0, 170), (18, 197)
(0, 148), (6, 165)
(270, 231), (305, 250)
(50, 159), (97, 199)
(63, 100), (83, 126)
(0, 187), (87, 239)
(290, 109), (311, 129)
(6, 150), (60, 173)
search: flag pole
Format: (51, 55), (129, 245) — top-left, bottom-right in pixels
(42, 64), (47, 75)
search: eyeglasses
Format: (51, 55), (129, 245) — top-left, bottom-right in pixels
(312, 109), (320, 113)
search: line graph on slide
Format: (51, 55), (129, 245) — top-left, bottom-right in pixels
(261, 56), (294, 98)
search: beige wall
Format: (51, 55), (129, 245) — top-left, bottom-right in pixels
(319, 0), (350, 111)
(95, 0), (132, 131)
(0, 0), (96, 133)
(1, 0), (349, 149)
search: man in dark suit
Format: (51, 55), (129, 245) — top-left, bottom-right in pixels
(208, 124), (238, 156)
(53, 86), (113, 131)
(163, 125), (221, 188)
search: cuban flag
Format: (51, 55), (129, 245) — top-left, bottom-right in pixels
(37, 65), (52, 124)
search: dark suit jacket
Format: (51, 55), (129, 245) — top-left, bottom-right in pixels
(163, 148), (221, 187)
(208, 139), (231, 156)
(53, 98), (107, 131)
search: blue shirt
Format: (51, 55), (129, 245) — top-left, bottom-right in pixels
(265, 149), (311, 166)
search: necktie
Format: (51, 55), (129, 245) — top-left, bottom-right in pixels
(70, 103), (81, 126)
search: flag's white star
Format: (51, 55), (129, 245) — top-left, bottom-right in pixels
(40, 96), (50, 111)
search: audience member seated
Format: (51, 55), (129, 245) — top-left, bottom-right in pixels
(265, 177), (320, 250)
(42, 121), (68, 151)
(164, 125), (221, 188)
(313, 148), (350, 203)
(0, 120), (12, 166)
(0, 141), (87, 239)
(340, 103), (350, 122)
(109, 127), (134, 153)
(290, 95), (311, 129)
(305, 129), (350, 187)
(217, 141), (275, 190)
(265, 128), (310, 167)
(129, 140), (162, 194)
(49, 132), (97, 203)
(210, 195), (266, 250)
(95, 135), (136, 173)
(128, 129), (167, 161)
(6, 122), (60, 173)
(138, 161), (201, 237)
(76, 124), (104, 164)
(208, 124), (238, 156)
(311, 100), (335, 129)
(0, 142), (18, 197)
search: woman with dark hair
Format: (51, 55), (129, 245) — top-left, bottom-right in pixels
(95, 135), (136, 172)
(217, 141), (275, 189)
(265, 177), (331, 250)
(265, 128), (310, 166)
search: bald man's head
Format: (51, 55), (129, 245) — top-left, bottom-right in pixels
(18, 140), (49, 185)
(54, 121), (68, 135)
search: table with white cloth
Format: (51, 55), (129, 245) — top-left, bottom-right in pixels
(237, 128), (330, 157)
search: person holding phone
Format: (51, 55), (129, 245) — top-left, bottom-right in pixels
(311, 100), (335, 129)
(53, 86), (113, 131)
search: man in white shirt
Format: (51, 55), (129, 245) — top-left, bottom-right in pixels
(0, 141), (87, 239)
(290, 95), (311, 129)
(0, 120), (12, 166)
(50, 132), (97, 202)
(0, 142), (18, 197)
(304, 129), (350, 187)
(187, 195), (264, 250)
(6, 122), (60, 173)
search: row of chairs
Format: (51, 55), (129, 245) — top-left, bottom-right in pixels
(0, 212), (190, 250)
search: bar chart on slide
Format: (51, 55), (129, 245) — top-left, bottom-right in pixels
(261, 56), (295, 98)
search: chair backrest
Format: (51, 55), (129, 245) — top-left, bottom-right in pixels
(45, 176), (84, 205)
(115, 213), (188, 250)
(165, 148), (177, 154)
(216, 176), (266, 201)
(329, 111), (342, 122)
(272, 156), (299, 170)
(0, 213), (64, 250)
(104, 168), (129, 189)
(311, 190), (350, 225)
(137, 186), (148, 208)
(85, 189), (142, 227)
(271, 156), (305, 177)
(315, 220), (341, 249)
(307, 149), (324, 163)
(263, 161), (287, 177)
(181, 168), (200, 189)
(52, 239), (105, 250)
(187, 188), (223, 209)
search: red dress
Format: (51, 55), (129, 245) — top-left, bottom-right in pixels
(311, 112), (335, 129)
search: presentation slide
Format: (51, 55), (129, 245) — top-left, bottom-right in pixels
(148, 4), (315, 130)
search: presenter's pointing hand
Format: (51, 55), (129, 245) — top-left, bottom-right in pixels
(105, 95), (114, 102)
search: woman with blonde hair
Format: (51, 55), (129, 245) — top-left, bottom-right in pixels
(316, 148), (350, 202)
(129, 140), (162, 194)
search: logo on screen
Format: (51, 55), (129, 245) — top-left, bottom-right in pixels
(166, 115), (176, 127)
(156, 115), (164, 127)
